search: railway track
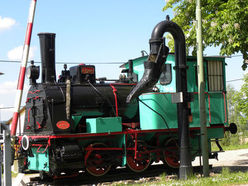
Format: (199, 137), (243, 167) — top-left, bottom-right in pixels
(25, 164), (178, 185)
(25, 164), (207, 186)
(23, 149), (248, 185)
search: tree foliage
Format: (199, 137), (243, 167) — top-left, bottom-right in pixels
(233, 74), (248, 125)
(163, 0), (248, 70)
(226, 85), (241, 123)
(223, 79), (248, 146)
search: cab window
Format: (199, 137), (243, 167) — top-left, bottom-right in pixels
(207, 60), (224, 91)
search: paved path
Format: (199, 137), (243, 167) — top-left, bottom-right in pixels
(193, 149), (248, 173)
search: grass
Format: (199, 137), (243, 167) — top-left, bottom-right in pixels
(221, 143), (248, 151)
(158, 170), (248, 186)
(112, 168), (248, 186)
(212, 141), (248, 151)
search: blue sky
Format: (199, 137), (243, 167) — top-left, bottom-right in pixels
(0, 0), (246, 121)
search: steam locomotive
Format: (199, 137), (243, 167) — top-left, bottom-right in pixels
(17, 20), (237, 178)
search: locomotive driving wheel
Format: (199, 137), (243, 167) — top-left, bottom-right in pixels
(85, 143), (112, 176)
(163, 138), (180, 169)
(39, 171), (50, 181)
(126, 141), (151, 172)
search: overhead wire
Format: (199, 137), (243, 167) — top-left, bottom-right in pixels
(227, 55), (243, 58)
(0, 53), (244, 64)
(0, 59), (125, 65)
(226, 78), (243, 82)
(0, 106), (22, 110)
(0, 55), (245, 111)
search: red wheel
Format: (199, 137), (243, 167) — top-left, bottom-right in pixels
(126, 141), (151, 172)
(85, 143), (111, 176)
(163, 138), (179, 169)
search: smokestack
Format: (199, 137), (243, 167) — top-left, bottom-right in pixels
(38, 33), (56, 83)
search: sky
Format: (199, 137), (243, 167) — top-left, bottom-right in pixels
(0, 0), (247, 121)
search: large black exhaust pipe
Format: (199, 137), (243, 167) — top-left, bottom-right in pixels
(126, 32), (169, 103)
(38, 33), (56, 84)
(127, 18), (192, 179)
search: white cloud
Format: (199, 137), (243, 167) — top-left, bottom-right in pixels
(0, 80), (29, 95)
(7, 46), (35, 61)
(0, 80), (17, 95)
(0, 16), (16, 31)
(0, 103), (14, 121)
(0, 81), (16, 120)
(0, 80), (29, 120)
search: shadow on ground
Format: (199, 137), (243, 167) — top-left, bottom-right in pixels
(28, 164), (248, 185)
(212, 165), (248, 173)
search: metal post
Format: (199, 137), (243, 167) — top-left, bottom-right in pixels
(0, 124), (2, 185)
(0, 142), (2, 186)
(3, 125), (12, 186)
(196, 0), (209, 177)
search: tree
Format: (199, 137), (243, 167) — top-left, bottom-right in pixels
(226, 85), (241, 124)
(222, 80), (248, 146)
(233, 73), (248, 125)
(163, 0), (248, 70)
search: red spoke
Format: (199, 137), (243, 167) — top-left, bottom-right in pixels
(85, 143), (111, 176)
(126, 141), (151, 173)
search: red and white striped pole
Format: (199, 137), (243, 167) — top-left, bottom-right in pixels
(11, 0), (37, 136)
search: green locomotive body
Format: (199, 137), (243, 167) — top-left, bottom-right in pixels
(18, 20), (236, 179)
